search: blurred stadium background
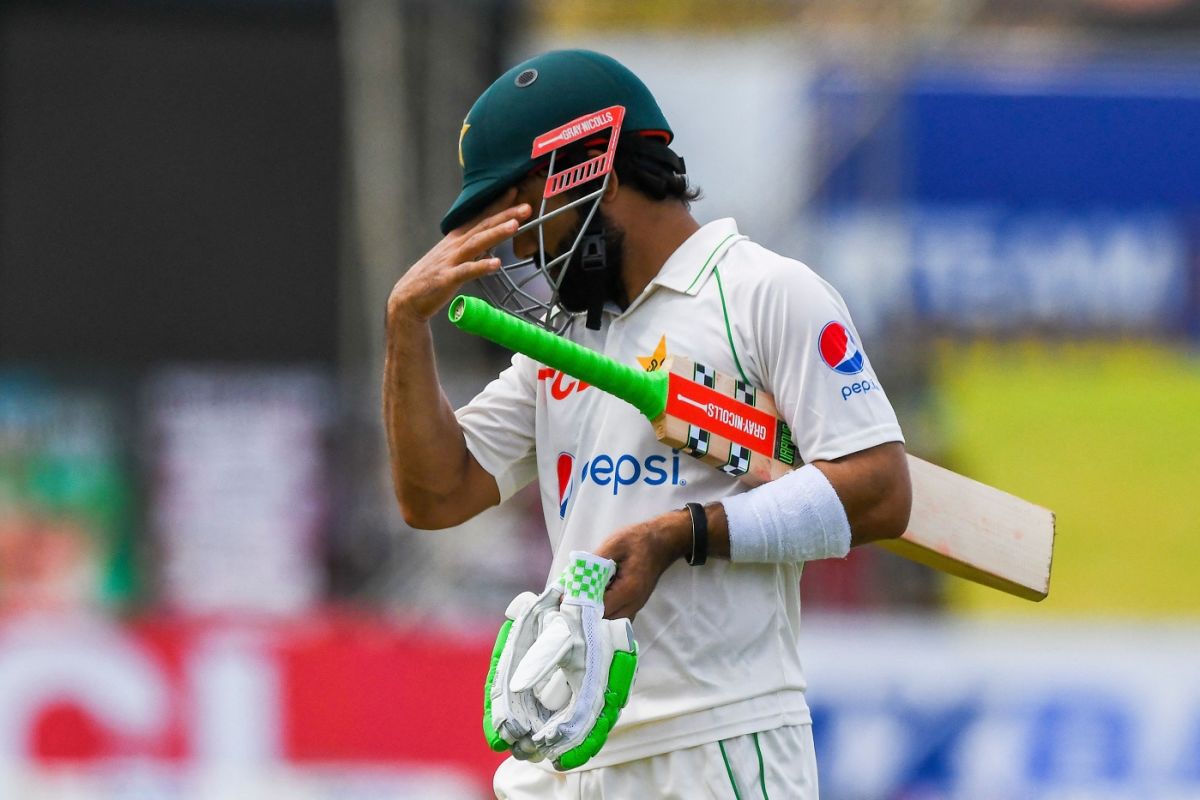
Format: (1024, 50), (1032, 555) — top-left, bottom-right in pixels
(1, 0), (1198, 797)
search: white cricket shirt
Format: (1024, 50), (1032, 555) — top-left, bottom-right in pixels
(456, 218), (904, 769)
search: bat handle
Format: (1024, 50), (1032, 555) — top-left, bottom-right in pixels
(448, 296), (667, 420)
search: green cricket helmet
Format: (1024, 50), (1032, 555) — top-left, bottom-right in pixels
(442, 49), (676, 332)
(442, 49), (673, 234)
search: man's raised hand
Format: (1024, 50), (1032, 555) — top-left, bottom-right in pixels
(387, 190), (531, 323)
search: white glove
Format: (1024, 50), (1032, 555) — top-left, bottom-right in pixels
(482, 582), (563, 760)
(509, 551), (638, 771)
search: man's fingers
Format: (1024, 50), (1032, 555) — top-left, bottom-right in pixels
(602, 579), (632, 619)
(451, 188), (516, 234)
(606, 603), (637, 622)
(456, 189), (527, 236)
(451, 257), (501, 283)
(457, 216), (521, 261)
(474, 200), (531, 235)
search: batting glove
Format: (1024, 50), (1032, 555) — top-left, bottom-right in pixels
(509, 551), (639, 771)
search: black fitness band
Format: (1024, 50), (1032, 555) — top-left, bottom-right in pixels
(685, 502), (708, 566)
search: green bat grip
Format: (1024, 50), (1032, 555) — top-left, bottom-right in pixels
(448, 296), (668, 421)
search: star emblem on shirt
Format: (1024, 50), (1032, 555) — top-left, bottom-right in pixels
(637, 336), (668, 372)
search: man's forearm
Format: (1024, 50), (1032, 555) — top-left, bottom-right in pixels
(379, 195), (528, 526)
(604, 445), (909, 590)
(382, 310), (476, 515)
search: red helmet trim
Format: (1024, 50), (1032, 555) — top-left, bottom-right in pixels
(530, 105), (626, 199)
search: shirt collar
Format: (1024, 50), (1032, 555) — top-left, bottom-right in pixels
(648, 218), (744, 296)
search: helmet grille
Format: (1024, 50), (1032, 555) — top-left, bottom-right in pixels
(515, 68), (538, 88)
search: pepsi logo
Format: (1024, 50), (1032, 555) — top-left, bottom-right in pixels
(554, 449), (684, 519)
(557, 452), (575, 519)
(818, 321), (865, 375)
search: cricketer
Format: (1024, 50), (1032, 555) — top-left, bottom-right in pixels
(383, 49), (911, 798)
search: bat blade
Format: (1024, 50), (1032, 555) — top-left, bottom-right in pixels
(649, 356), (1055, 601)
(879, 458), (1055, 601)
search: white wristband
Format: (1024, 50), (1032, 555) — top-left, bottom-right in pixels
(721, 464), (851, 563)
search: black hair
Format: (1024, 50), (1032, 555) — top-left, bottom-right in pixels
(612, 132), (702, 207)
(555, 131), (702, 208)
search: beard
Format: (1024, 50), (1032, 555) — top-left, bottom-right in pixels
(554, 208), (628, 314)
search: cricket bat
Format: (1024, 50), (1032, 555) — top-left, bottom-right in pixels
(449, 295), (1055, 601)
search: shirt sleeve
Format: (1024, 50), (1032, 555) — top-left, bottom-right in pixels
(735, 247), (905, 463)
(454, 353), (539, 502)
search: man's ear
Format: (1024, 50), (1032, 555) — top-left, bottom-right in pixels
(601, 167), (620, 204)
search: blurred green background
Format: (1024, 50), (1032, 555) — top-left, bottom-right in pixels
(938, 340), (1200, 616)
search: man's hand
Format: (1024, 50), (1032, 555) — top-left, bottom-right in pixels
(593, 510), (693, 621)
(386, 190), (531, 324)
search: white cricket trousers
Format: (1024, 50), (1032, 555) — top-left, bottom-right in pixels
(494, 724), (819, 799)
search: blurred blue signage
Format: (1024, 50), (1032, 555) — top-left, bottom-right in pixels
(816, 57), (1200, 209)
(811, 56), (1200, 336)
(802, 619), (1200, 800)
(910, 207), (1187, 330)
(815, 207), (1189, 334)
(907, 61), (1200, 209)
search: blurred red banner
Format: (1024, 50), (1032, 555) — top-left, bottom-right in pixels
(1, 612), (504, 788)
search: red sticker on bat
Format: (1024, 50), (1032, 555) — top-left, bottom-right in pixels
(664, 373), (777, 455)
